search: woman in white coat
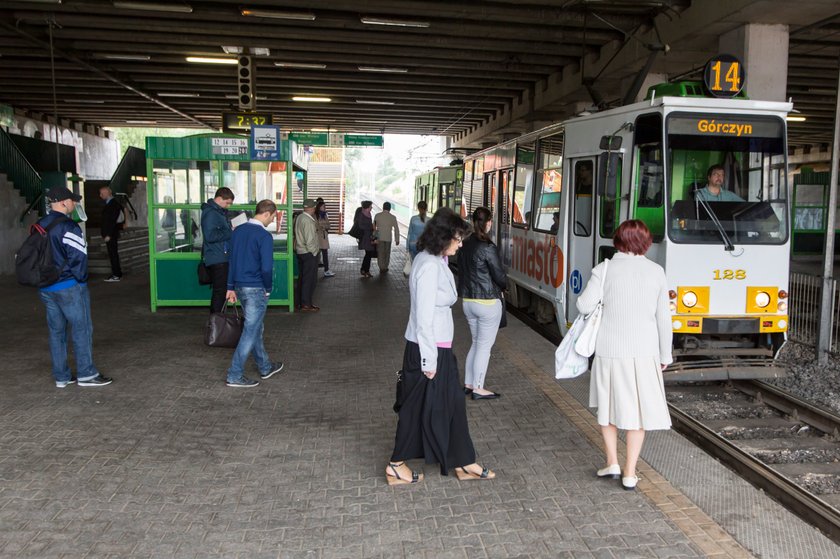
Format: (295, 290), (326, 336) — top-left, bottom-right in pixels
(576, 220), (672, 490)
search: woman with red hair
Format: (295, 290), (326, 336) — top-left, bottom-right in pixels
(576, 219), (672, 490)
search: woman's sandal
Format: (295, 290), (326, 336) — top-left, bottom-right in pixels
(386, 462), (423, 486)
(456, 466), (495, 481)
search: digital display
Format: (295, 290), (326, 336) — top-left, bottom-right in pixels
(703, 55), (745, 98)
(222, 112), (273, 133)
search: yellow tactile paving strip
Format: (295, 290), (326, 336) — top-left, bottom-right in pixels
(499, 336), (756, 559)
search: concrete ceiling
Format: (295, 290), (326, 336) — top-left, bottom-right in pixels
(0, 0), (837, 148)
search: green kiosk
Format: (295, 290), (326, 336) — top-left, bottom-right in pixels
(146, 133), (307, 311)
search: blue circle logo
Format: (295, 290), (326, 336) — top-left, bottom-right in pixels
(570, 269), (583, 294)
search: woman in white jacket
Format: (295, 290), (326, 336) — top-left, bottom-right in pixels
(576, 220), (672, 491)
(386, 208), (495, 485)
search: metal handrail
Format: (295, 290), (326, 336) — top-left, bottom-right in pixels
(109, 146), (146, 195)
(19, 191), (44, 224)
(115, 192), (138, 221)
(0, 127), (43, 209)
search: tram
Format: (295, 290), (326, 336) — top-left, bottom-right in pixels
(413, 164), (464, 216)
(421, 67), (793, 381)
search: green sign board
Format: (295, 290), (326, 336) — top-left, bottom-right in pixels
(289, 132), (329, 146)
(344, 134), (383, 147)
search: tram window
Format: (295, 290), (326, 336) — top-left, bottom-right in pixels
(573, 160), (594, 237)
(599, 157), (622, 238)
(533, 133), (564, 232)
(632, 113), (665, 240)
(513, 142), (535, 227)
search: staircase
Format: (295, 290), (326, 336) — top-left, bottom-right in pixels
(0, 173), (38, 275)
(307, 160), (344, 233)
(86, 227), (149, 276)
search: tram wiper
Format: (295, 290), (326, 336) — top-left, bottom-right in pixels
(694, 187), (735, 251)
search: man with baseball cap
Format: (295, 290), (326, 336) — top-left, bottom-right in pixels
(37, 186), (113, 387)
(294, 198), (320, 311)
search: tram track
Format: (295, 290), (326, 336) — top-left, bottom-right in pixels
(507, 303), (840, 544)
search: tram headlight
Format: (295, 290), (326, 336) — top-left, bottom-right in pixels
(754, 291), (771, 308)
(669, 302), (677, 312)
(681, 291), (698, 308)
(778, 301), (788, 312)
(778, 290), (788, 299)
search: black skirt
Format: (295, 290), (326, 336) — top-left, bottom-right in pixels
(391, 341), (476, 475)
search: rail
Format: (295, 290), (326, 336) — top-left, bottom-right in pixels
(109, 146), (146, 195)
(19, 191), (44, 225)
(0, 127), (43, 210)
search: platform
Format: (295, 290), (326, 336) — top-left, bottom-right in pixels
(0, 236), (837, 558)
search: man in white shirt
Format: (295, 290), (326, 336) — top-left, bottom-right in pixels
(374, 202), (400, 273)
(294, 198), (320, 311)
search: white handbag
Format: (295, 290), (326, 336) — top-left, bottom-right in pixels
(403, 255), (412, 277)
(574, 259), (609, 358)
(555, 314), (590, 379)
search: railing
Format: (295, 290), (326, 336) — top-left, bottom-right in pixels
(110, 146), (146, 195)
(0, 127), (42, 209)
(788, 272), (838, 351)
(115, 192), (138, 221)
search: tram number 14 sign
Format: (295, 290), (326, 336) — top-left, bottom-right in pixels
(704, 54), (745, 98)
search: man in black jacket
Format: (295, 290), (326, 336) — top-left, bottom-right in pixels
(99, 186), (124, 282)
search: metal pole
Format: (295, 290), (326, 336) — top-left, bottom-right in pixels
(817, 58), (840, 363)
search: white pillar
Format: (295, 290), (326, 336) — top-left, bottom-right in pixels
(719, 24), (789, 102)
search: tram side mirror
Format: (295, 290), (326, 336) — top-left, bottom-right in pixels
(599, 135), (622, 151)
(597, 152), (621, 198)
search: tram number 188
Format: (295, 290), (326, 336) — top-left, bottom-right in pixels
(713, 269), (746, 280)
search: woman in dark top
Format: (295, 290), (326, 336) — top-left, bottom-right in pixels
(457, 207), (507, 400)
(387, 208), (496, 485)
(355, 200), (376, 277)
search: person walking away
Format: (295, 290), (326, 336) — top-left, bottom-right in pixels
(457, 207), (507, 400)
(225, 199), (284, 387)
(294, 199), (321, 311)
(374, 202), (400, 273)
(387, 207), (495, 485)
(99, 185), (124, 282)
(201, 187), (235, 313)
(37, 186), (113, 388)
(577, 219), (672, 490)
(315, 198), (334, 278)
(355, 200), (376, 278)
(407, 201), (428, 260)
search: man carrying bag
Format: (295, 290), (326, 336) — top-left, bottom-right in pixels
(222, 199), (284, 388)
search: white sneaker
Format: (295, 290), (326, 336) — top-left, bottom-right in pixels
(596, 464), (621, 479)
(104, 275), (121, 283)
(323, 271), (335, 277)
(622, 475), (639, 490)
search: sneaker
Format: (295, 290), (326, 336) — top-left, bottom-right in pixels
(324, 271), (335, 278)
(56, 378), (77, 388)
(78, 375), (113, 387)
(260, 362), (285, 380)
(226, 377), (259, 388)
(104, 276), (121, 283)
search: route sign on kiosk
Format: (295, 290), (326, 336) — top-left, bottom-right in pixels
(703, 54), (745, 98)
(250, 125), (281, 160)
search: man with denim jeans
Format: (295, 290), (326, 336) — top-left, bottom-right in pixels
(37, 186), (113, 388)
(225, 199), (284, 387)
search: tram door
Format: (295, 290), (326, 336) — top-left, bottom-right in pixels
(496, 169), (513, 267)
(483, 172), (497, 244)
(566, 158), (596, 319)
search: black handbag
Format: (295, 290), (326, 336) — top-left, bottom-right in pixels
(499, 294), (508, 329)
(205, 302), (243, 348)
(393, 370), (405, 413)
(348, 222), (362, 239)
(197, 262), (212, 285)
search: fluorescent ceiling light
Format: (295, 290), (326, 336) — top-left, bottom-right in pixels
(113, 1), (193, 13)
(18, 0), (62, 4)
(194, 114), (218, 118)
(158, 92), (200, 97)
(225, 94), (268, 100)
(358, 66), (408, 73)
(355, 99), (395, 105)
(303, 118), (334, 122)
(360, 16), (429, 28)
(310, 128), (331, 132)
(786, 115), (807, 122)
(355, 119), (387, 123)
(99, 53), (151, 61)
(187, 56), (237, 65)
(221, 46), (243, 55)
(275, 62), (326, 69)
(65, 99), (105, 104)
(241, 8), (315, 20)
(292, 96), (332, 103)
(250, 47), (271, 57)
(126, 120), (157, 124)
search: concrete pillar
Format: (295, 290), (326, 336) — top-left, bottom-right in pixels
(621, 73), (668, 104)
(719, 24), (789, 102)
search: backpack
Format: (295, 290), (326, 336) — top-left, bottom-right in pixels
(15, 216), (69, 288)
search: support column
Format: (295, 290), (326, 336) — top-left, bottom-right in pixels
(719, 24), (789, 101)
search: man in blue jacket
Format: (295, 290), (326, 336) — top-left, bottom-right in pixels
(38, 186), (113, 388)
(200, 187), (234, 313)
(225, 199), (284, 387)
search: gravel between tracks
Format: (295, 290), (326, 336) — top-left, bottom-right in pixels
(771, 341), (840, 414)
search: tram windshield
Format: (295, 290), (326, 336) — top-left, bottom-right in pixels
(666, 114), (788, 245)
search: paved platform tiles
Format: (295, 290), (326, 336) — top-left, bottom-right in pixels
(0, 235), (835, 558)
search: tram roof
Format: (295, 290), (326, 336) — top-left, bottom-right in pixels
(0, 1), (837, 147)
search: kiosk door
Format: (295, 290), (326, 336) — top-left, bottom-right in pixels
(566, 158), (596, 319)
